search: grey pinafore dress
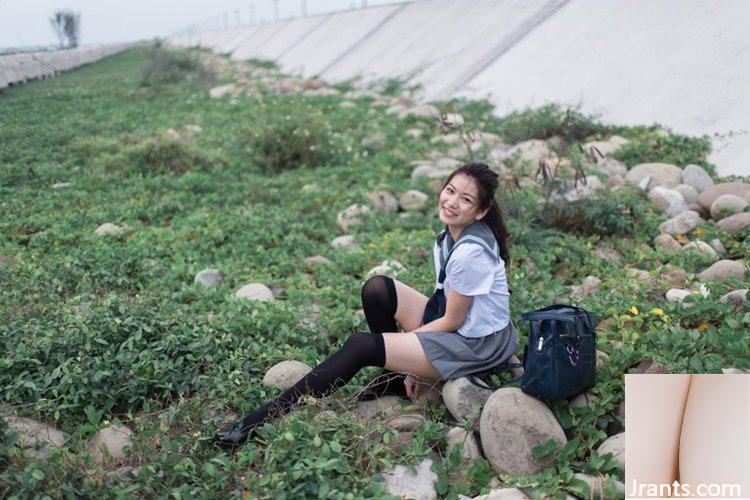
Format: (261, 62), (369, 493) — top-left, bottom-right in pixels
(413, 221), (519, 380)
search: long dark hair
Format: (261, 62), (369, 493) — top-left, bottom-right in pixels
(439, 162), (511, 266)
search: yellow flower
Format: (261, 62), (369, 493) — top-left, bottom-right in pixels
(698, 322), (710, 332)
(628, 306), (639, 315)
(691, 290), (701, 295)
(368, 242), (378, 249)
(651, 307), (664, 316)
(694, 228), (704, 237)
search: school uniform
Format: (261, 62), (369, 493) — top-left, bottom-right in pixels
(414, 221), (519, 379)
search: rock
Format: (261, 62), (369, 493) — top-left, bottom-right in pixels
(194, 268), (223, 289)
(381, 458), (437, 500)
(666, 288), (692, 303)
(399, 190), (429, 211)
(633, 359), (671, 374)
(597, 432), (624, 471)
(697, 260), (746, 282)
(719, 289), (748, 305)
(302, 87), (340, 97)
(659, 267), (689, 288)
(572, 473), (625, 500)
(625, 162), (683, 190)
(596, 157), (627, 177)
(361, 132), (388, 149)
(366, 190), (399, 213)
(94, 223), (124, 235)
(353, 395), (405, 420)
(234, 283), (275, 302)
(697, 182), (750, 210)
(605, 174), (624, 190)
(302, 78), (322, 90)
(674, 184), (699, 204)
(566, 392), (592, 410)
(467, 487), (527, 499)
(710, 194), (748, 220)
(71, 304), (91, 316)
(594, 247), (622, 266)
(626, 267), (652, 281)
(583, 135), (629, 156)
(442, 377), (493, 422)
(164, 128), (182, 140)
(304, 255), (332, 266)
(571, 276), (601, 298)
(638, 175), (652, 191)
(336, 203), (371, 232)
(563, 175), (603, 201)
(409, 380), (444, 410)
(648, 186), (686, 213)
(183, 124), (202, 135)
(406, 128), (423, 139)
(262, 360), (313, 390)
(339, 100), (356, 109)
(208, 83), (236, 98)
(716, 212), (750, 235)
(480, 388), (566, 476)
(658, 210), (703, 236)
(411, 164), (440, 181)
(688, 202), (710, 220)
(653, 233), (682, 252)
(386, 104), (407, 116)
(722, 368), (750, 374)
(7, 417), (67, 459)
(86, 424), (134, 464)
(435, 157), (461, 169)
(442, 113), (464, 127)
(681, 164), (713, 193)
(52, 181), (72, 189)
(446, 427), (481, 461)
(331, 235), (358, 251)
(498, 139), (551, 166)
(710, 238), (727, 256)
(402, 104), (440, 119)
(366, 260), (405, 279)
(683, 240), (717, 258)
(383, 413), (426, 432)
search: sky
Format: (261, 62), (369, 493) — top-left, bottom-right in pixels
(0, 0), (408, 50)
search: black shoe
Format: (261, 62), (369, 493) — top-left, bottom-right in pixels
(213, 421), (256, 449)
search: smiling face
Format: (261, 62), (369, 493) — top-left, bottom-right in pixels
(438, 173), (490, 234)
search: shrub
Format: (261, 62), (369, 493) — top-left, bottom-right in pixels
(141, 44), (213, 88)
(237, 99), (343, 175)
(114, 134), (218, 176)
(245, 57), (279, 69)
(611, 127), (716, 176)
(495, 104), (612, 145)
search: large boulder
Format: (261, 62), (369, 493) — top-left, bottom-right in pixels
(697, 260), (746, 282)
(479, 387), (567, 476)
(697, 182), (750, 210)
(625, 163), (683, 190)
(653, 233), (682, 252)
(7, 417), (67, 459)
(681, 164), (713, 193)
(381, 458), (438, 500)
(648, 186), (686, 215)
(715, 212), (750, 235)
(710, 194), (748, 220)
(86, 424), (134, 464)
(683, 241), (717, 258)
(658, 210), (703, 236)
(234, 283), (275, 302)
(262, 360), (313, 390)
(442, 377), (493, 422)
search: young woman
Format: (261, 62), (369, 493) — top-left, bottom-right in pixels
(214, 161), (520, 448)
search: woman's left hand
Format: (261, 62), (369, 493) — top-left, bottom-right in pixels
(404, 374), (422, 399)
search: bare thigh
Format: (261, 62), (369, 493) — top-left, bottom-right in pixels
(625, 374), (691, 488)
(392, 279), (429, 333)
(382, 332), (442, 380)
(678, 374), (750, 498)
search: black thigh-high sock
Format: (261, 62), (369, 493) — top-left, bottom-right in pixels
(239, 332), (386, 432)
(358, 275), (409, 400)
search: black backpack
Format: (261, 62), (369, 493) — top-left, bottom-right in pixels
(469, 304), (597, 399)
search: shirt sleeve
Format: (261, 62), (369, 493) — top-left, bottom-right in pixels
(445, 243), (495, 296)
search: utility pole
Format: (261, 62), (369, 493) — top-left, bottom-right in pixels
(235, 10), (241, 26)
(249, 2), (255, 24)
(272, 0), (279, 21)
(301, 0), (307, 17)
(222, 11), (228, 28)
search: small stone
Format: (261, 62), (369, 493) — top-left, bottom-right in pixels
(715, 212), (750, 236)
(442, 377), (492, 422)
(597, 432), (625, 471)
(710, 238), (727, 256)
(361, 132), (388, 149)
(304, 255), (332, 266)
(722, 368), (750, 374)
(674, 184), (699, 204)
(571, 276), (601, 298)
(566, 392), (592, 410)
(648, 186), (686, 213)
(625, 163), (683, 189)
(710, 194), (748, 220)
(366, 190), (399, 213)
(183, 124), (202, 135)
(336, 203), (371, 232)
(208, 83), (236, 98)
(633, 359), (671, 374)
(681, 164), (713, 193)
(234, 283), (275, 302)
(658, 210), (703, 236)
(563, 175), (603, 201)
(660, 267), (689, 288)
(94, 223), (124, 235)
(331, 235), (358, 251)
(583, 135), (629, 156)
(86, 424), (134, 464)
(402, 104), (440, 119)
(262, 360), (313, 390)
(7, 417), (67, 459)
(366, 259), (405, 279)
(164, 128), (182, 140)
(194, 268), (223, 289)
(719, 289), (748, 305)
(399, 190), (429, 211)
(406, 128), (423, 139)
(353, 395), (405, 420)
(383, 413), (426, 432)
(52, 182), (72, 189)
(572, 473), (625, 500)
(682, 241), (717, 258)
(653, 233), (682, 252)
(381, 458), (438, 500)
(697, 260), (746, 282)
(626, 268), (652, 281)
(596, 158), (627, 177)
(339, 100), (356, 108)
(666, 288), (692, 303)
(496, 139), (551, 166)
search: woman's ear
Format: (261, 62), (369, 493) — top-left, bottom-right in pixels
(476, 207), (489, 220)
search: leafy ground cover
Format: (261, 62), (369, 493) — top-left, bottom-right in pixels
(0, 45), (748, 499)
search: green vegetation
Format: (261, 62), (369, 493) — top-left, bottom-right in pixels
(0, 46), (747, 499)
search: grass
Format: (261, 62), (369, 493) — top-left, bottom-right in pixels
(0, 45), (747, 499)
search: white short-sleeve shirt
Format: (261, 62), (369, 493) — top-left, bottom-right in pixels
(433, 241), (511, 338)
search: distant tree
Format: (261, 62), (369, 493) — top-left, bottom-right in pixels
(50, 10), (81, 48)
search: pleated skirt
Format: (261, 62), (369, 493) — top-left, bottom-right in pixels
(414, 318), (520, 380)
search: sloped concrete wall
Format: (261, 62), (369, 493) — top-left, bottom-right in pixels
(168, 0), (749, 177)
(0, 43), (135, 90)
